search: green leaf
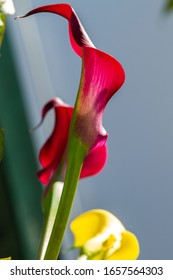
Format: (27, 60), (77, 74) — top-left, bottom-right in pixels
(0, 128), (4, 161)
(164, 0), (173, 12)
(0, 13), (6, 48)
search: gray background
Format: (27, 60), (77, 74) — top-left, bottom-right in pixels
(10, 0), (173, 259)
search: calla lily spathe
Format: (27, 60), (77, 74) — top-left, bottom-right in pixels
(70, 209), (140, 260)
(37, 98), (107, 185)
(17, 3), (125, 175)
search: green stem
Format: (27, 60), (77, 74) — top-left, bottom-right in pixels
(43, 137), (87, 260)
(37, 182), (63, 260)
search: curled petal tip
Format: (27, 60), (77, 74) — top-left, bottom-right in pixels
(29, 120), (43, 133)
(16, 3), (94, 57)
(14, 15), (24, 20)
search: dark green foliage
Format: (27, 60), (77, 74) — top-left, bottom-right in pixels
(164, 0), (173, 12)
(0, 128), (4, 162)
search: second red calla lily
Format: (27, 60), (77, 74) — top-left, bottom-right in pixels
(37, 98), (108, 185)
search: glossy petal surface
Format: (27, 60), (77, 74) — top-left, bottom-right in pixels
(74, 46), (125, 149)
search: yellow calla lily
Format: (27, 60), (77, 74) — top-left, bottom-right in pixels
(70, 209), (139, 260)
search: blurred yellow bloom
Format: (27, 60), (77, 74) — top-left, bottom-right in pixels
(70, 209), (139, 260)
(0, 0), (15, 15)
(0, 0), (15, 45)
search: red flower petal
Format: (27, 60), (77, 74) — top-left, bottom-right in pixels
(81, 140), (108, 178)
(37, 98), (107, 185)
(74, 46), (125, 150)
(37, 98), (73, 184)
(17, 4), (94, 57)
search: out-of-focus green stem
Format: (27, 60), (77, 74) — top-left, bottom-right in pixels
(37, 182), (63, 260)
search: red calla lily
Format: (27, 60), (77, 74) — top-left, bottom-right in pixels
(18, 3), (125, 183)
(38, 98), (107, 185)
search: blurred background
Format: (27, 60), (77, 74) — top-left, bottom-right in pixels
(0, 0), (173, 259)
